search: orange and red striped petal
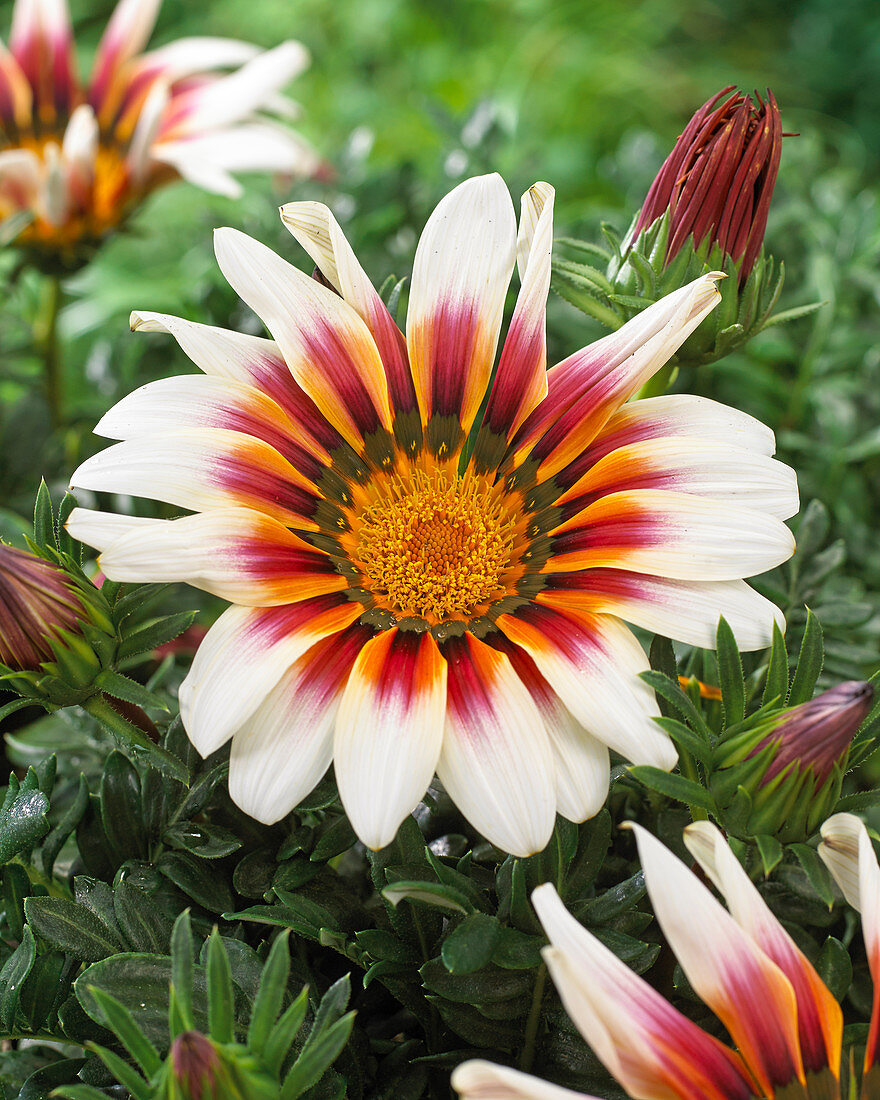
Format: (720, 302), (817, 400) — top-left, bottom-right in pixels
(630, 823), (805, 1095)
(554, 438), (798, 521)
(335, 628), (447, 850)
(179, 593), (361, 758)
(69, 429), (323, 531)
(0, 41), (33, 127)
(532, 884), (760, 1100)
(280, 200), (419, 434)
(89, 0), (161, 116)
(437, 632), (555, 857)
(539, 571), (783, 652)
(70, 506), (346, 606)
(228, 624), (372, 825)
(213, 227), (393, 460)
(685, 820), (842, 1079)
(554, 393), (777, 493)
(505, 275), (721, 482)
(495, 604), (674, 770)
(128, 311), (355, 469)
(546, 490), (795, 581)
(407, 174), (517, 457)
(474, 182), (554, 467)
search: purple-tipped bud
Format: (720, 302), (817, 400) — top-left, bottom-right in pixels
(0, 544), (83, 671)
(632, 86), (783, 282)
(170, 1032), (220, 1100)
(756, 681), (874, 788)
(711, 681), (874, 842)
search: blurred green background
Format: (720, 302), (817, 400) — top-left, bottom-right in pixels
(2, 0), (880, 673)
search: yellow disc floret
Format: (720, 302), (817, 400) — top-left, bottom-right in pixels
(355, 469), (515, 621)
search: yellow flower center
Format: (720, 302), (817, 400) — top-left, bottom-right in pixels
(354, 469), (515, 621)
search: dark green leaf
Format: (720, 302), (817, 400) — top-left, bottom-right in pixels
(2, 862), (31, 941)
(790, 844), (835, 908)
(382, 880), (470, 914)
(163, 821), (242, 860)
(754, 834), (784, 877)
(25, 896), (124, 962)
(627, 766), (715, 811)
(0, 788), (49, 864)
(441, 913), (501, 975)
(157, 851), (234, 914)
(117, 612), (197, 660)
(762, 622), (790, 707)
(787, 610), (824, 706)
(18, 1057), (86, 1100)
(0, 925), (35, 1028)
(113, 881), (172, 953)
(716, 618), (745, 727)
(281, 1011), (356, 1100)
(206, 930), (234, 1043)
(42, 773), (90, 877)
(248, 930), (290, 1056)
(87, 986), (162, 1076)
(33, 481), (55, 549)
(100, 752), (145, 865)
(170, 910), (195, 1034)
(816, 936), (852, 1001)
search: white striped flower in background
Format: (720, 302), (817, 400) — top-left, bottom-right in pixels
(68, 173), (797, 856)
(0, 0), (315, 265)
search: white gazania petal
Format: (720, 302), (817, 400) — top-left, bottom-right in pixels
(65, 507), (164, 553)
(229, 627), (369, 825)
(213, 227), (392, 448)
(94, 507), (344, 606)
(516, 180), (555, 281)
(180, 597), (359, 756)
(40, 141), (67, 226)
(161, 42), (309, 139)
(544, 704), (609, 824)
(90, 0), (162, 104)
(550, 490), (796, 582)
(129, 310), (280, 382)
(334, 629), (447, 850)
(69, 429), (316, 530)
(452, 1060), (594, 1100)
(60, 104), (98, 175)
(437, 634), (556, 858)
(154, 124), (317, 188)
(560, 438), (799, 521)
(543, 574), (784, 653)
(820, 813), (880, 976)
(407, 173), (517, 436)
(127, 78), (169, 185)
(496, 607), (674, 771)
(590, 393), (777, 460)
(136, 36), (259, 80)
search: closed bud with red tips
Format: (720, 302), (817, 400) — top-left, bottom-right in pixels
(0, 543), (84, 672)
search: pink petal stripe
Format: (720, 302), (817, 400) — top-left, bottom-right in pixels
(479, 183), (554, 447)
(335, 628), (447, 850)
(9, 0), (76, 117)
(504, 276), (721, 482)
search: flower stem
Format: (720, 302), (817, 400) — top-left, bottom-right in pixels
(518, 963), (546, 1075)
(38, 274), (64, 428)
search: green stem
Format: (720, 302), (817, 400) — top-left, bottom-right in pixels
(519, 963), (546, 1074)
(38, 274), (64, 428)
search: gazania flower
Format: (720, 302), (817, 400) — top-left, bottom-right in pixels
(454, 820), (845, 1099)
(67, 174), (797, 856)
(0, 0), (315, 267)
(819, 813), (880, 1098)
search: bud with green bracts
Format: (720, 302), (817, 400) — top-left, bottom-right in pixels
(159, 1031), (278, 1100)
(709, 681), (874, 843)
(552, 87), (820, 370)
(0, 540), (117, 711)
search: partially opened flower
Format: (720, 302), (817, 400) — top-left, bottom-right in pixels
(68, 173), (797, 856)
(456, 820), (844, 1099)
(0, 0), (315, 267)
(819, 813), (880, 1098)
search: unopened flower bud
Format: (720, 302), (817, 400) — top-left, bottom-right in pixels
(710, 682), (874, 843)
(629, 86), (783, 282)
(0, 544), (83, 671)
(167, 1032), (277, 1100)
